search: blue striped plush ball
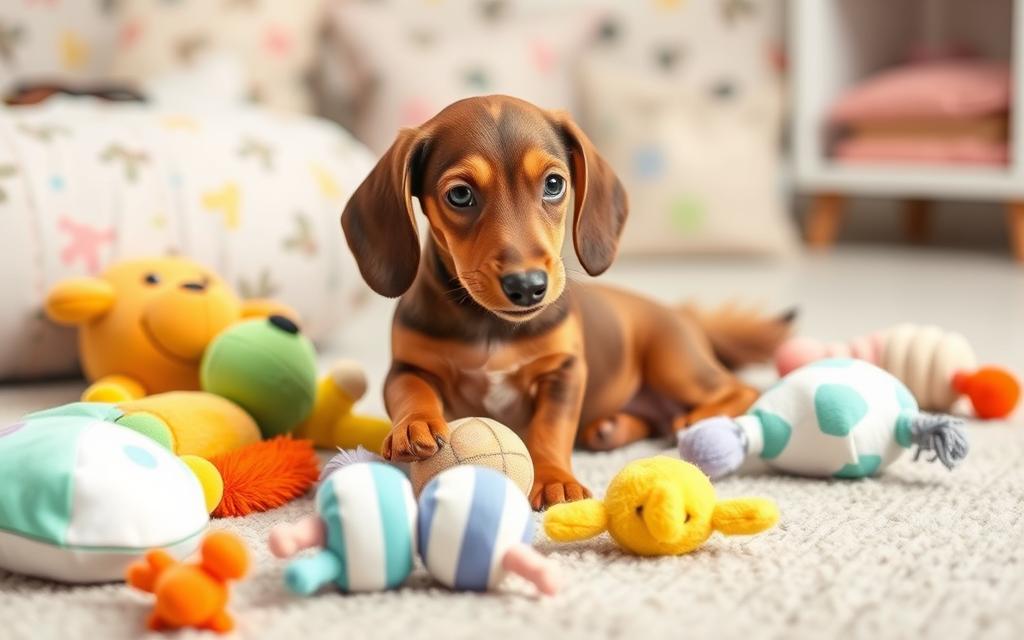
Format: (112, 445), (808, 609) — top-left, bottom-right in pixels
(285, 462), (416, 594)
(417, 465), (535, 591)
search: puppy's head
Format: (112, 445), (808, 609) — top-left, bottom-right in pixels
(342, 95), (628, 323)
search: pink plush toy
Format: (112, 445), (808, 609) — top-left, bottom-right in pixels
(775, 324), (1019, 419)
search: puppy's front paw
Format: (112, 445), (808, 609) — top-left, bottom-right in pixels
(530, 467), (590, 510)
(382, 414), (449, 462)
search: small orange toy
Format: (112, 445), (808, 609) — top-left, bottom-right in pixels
(127, 531), (249, 634)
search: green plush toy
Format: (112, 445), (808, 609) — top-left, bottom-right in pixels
(200, 315), (318, 438)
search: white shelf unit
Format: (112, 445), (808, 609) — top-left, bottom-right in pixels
(789, 0), (1024, 257)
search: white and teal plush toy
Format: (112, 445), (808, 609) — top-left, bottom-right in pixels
(269, 454), (560, 596)
(418, 466), (558, 594)
(0, 404), (210, 583)
(679, 359), (969, 479)
(269, 459), (418, 594)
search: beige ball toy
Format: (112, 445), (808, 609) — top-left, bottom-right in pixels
(409, 417), (533, 497)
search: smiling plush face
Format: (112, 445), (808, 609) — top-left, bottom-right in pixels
(45, 257), (243, 393)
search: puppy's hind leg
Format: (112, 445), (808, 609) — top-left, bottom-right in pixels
(578, 413), (653, 451)
(642, 311), (759, 431)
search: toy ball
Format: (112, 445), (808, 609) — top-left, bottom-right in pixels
(545, 456), (778, 557)
(272, 462), (416, 594)
(680, 358), (969, 480)
(409, 417), (533, 497)
(0, 405), (209, 582)
(200, 315), (318, 437)
(418, 466), (536, 591)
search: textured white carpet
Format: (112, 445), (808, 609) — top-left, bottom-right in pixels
(2, 249), (1023, 639)
(1, 428), (1022, 640)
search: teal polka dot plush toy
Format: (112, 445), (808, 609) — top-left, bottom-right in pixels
(679, 359), (969, 480)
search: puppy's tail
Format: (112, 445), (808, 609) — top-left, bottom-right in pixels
(681, 303), (797, 370)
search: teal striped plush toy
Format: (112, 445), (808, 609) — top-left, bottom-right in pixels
(268, 459), (416, 594)
(679, 359), (969, 480)
(269, 453), (558, 595)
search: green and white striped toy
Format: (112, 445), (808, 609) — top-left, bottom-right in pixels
(679, 359), (969, 479)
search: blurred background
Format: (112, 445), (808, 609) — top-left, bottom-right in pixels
(0, 0), (1021, 391)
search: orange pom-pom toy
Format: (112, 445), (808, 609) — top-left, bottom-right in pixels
(126, 531), (249, 634)
(210, 436), (320, 518)
(952, 367), (1021, 420)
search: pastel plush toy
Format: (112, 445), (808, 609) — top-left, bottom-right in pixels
(544, 457), (778, 557)
(44, 256), (294, 402)
(291, 359), (393, 452)
(0, 406), (212, 583)
(126, 531), (249, 633)
(268, 461), (417, 594)
(418, 466), (559, 594)
(201, 314), (317, 438)
(271, 454), (560, 596)
(46, 256), (390, 452)
(775, 324), (1020, 419)
(679, 359), (969, 480)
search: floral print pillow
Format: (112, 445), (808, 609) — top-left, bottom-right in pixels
(0, 97), (374, 381)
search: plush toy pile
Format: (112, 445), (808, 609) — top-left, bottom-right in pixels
(3, 253), (1010, 634)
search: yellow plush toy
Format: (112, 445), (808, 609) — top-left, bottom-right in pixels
(43, 256), (392, 517)
(293, 360), (392, 451)
(544, 457), (779, 556)
(45, 257), (293, 402)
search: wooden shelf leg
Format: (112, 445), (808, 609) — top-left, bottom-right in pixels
(805, 193), (846, 249)
(1008, 201), (1024, 263)
(902, 198), (931, 244)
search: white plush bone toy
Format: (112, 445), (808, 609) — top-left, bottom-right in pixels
(680, 359), (969, 480)
(775, 324), (1019, 419)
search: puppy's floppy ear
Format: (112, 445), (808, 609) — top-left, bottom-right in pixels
(551, 111), (628, 276)
(342, 128), (428, 297)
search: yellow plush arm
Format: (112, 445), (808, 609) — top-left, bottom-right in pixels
(711, 498), (779, 536)
(44, 277), (116, 325)
(544, 499), (609, 542)
(180, 454), (224, 514)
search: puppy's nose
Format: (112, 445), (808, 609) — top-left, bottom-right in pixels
(500, 270), (548, 307)
(181, 281), (206, 292)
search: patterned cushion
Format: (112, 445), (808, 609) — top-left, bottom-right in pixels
(578, 56), (795, 256)
(576, 0), (794, 255)
(0, 1), (119, 94)
(110, 0), (327, 113)
(0, 97), (373, 381)
(324, 0), (597, 153)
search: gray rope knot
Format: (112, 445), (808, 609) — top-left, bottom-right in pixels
(910, 413), (969, 470)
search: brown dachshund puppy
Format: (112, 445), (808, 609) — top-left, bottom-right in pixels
(343, 95), (791, 509)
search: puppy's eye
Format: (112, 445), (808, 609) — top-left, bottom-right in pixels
(446, 185), (476, 208)
(143, 273), (160, 286)
(543, 174), (566, 201)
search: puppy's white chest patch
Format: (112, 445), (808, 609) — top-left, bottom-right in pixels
(481, 370), (521, 415)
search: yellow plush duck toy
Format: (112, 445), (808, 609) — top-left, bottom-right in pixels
(544, 457), (779, 556)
